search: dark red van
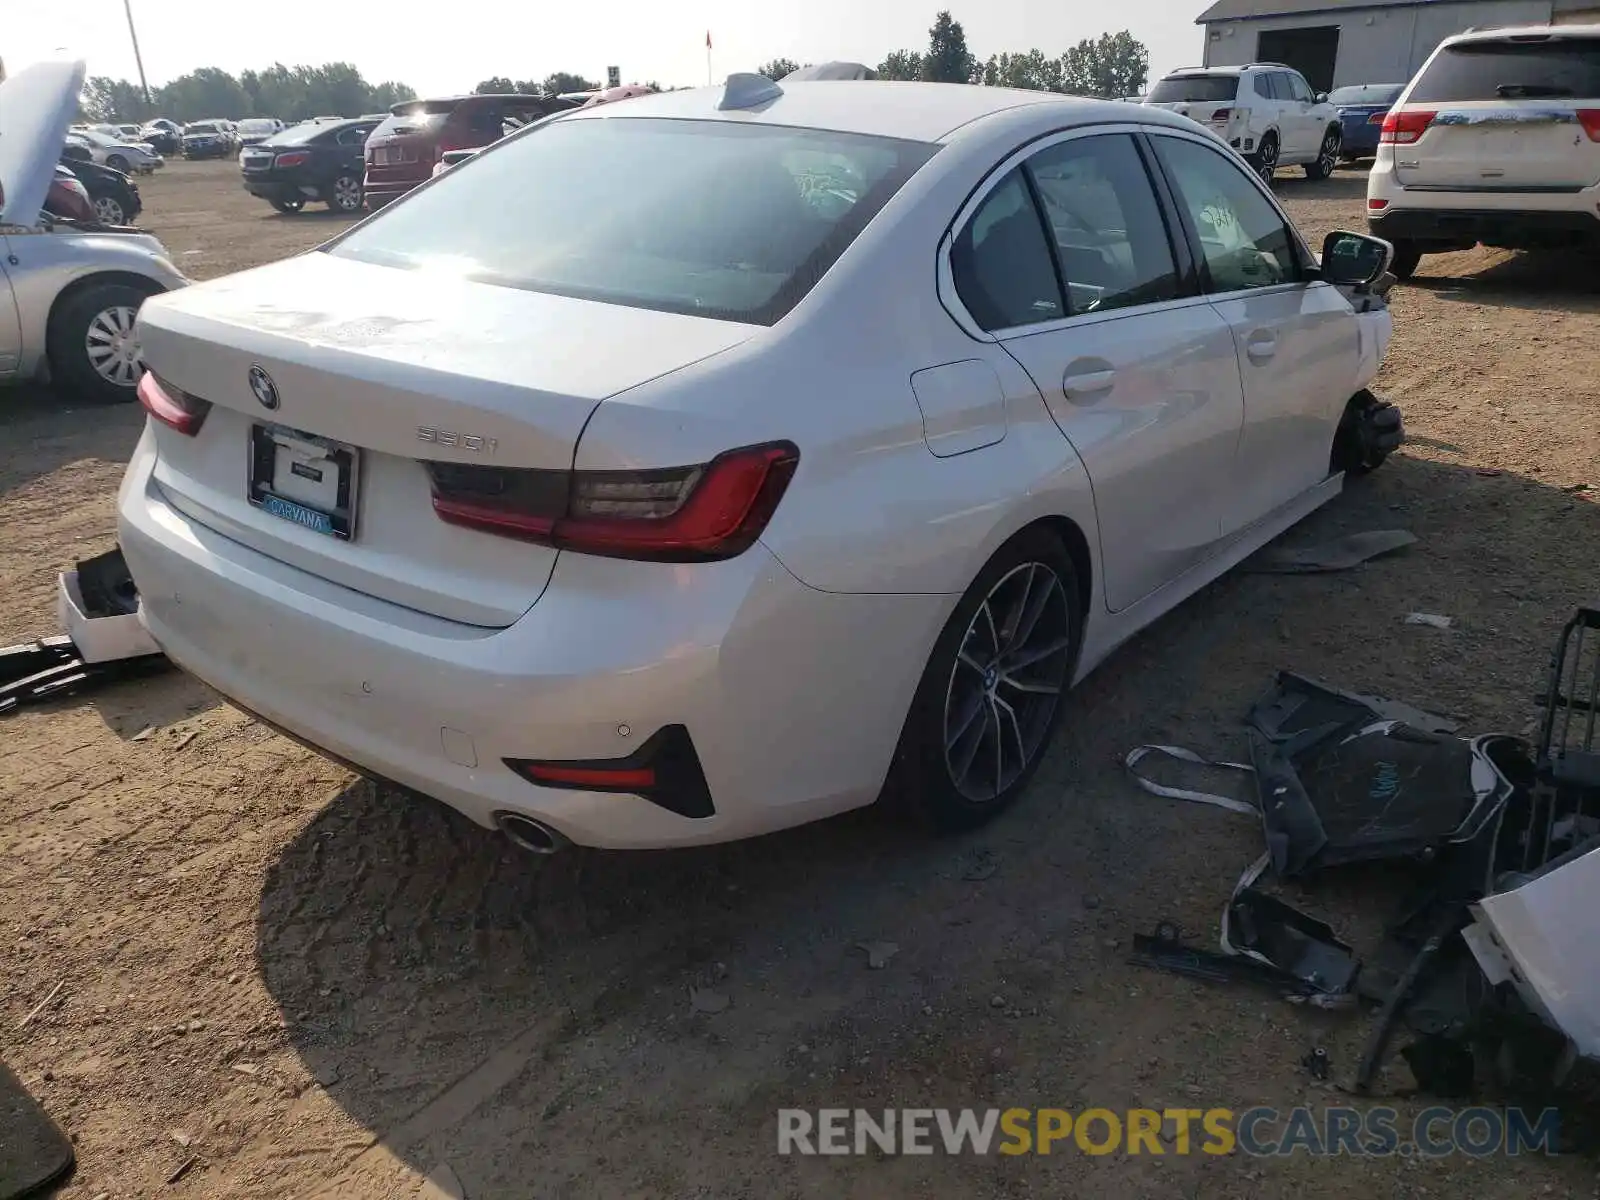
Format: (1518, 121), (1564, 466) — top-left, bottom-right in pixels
(362, 93), (576, 208)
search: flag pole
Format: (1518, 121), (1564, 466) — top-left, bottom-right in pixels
(706, 32), (713, 85)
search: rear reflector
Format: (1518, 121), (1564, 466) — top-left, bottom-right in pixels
(506, 725), (715, 819)
(1367, 198), (1389, 210)
(1579, 110), (1600, 143)
(1380, 109), (1435, 144)
(427, 441), (799, 562)
(137, 373), (212, 436)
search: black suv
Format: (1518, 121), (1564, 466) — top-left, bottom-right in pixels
(240, 118), (380, 214)
(59, 144), (143, 225)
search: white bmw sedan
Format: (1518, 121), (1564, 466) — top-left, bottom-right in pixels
(118, 75), (1401, 852)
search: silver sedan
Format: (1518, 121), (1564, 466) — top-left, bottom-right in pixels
(120, 73), (1402, 851)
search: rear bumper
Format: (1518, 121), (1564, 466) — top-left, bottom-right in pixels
(1338, 123), (1381, 155)
(1367, 206), (1600, 247)
(116, 430), (945, 849)
(243, 176), (321, 203)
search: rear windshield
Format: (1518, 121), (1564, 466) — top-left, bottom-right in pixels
(327, 117), (938, 325)
(186, 123), (220, 134)
(1149, 75), (1239, 103)
(1328, 84), (1403, 105)
(262, 122), (342, 147)
(238, 120), (276, 133)
(1409, 37), (1600, 102)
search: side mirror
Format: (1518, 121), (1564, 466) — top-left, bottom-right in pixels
(1320, 230), (1393, 287)
(1315, 92), (1329, 104)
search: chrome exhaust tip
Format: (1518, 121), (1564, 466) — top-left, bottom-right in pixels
(495, 812), (567, 855)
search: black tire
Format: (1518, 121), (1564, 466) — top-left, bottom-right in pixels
(1388, 240), (1423, 281)
(270, 198), (305, 214)
(1250, 132), (1278, 184)
(1304, 128), (1340, 180)
(884, 527), (1083, 833)
(91, 194), (127, 224)
(326, 174), (363, 213)
(106, 154), (130, 173)
(1332, 388), (1404, 476)
(46, 281), (158, 404)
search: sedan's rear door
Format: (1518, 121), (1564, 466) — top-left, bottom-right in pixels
(945, 129), (1247, 612)
(1395, 32), (1600, 191)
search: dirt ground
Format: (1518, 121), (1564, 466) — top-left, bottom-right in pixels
(4, 158), (1600, 1199)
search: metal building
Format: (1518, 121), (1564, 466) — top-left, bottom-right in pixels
(1196, 0), (1600, 92)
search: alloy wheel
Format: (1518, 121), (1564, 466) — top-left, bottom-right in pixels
(93, 196), (126, 224)
(333, 177), (362, 211)
(84, 305), (143, 388)
(1256, 139), (1277, 184)
(1318, 133), (1339, 176)
(942, 562), (1073, 803)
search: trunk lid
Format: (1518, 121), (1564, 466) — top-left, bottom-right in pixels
(1396, 33), (1600, 191)
(135, 251), (757, 628)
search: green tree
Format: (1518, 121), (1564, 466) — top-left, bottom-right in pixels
(876, 49), (925, 81)
(542, 72), (600, 97)
(158, 67), (253, 120)
(757, 58), (802, 81)
(1059, 30), (1149, 99)
(979, 49), (1064, 91)
(81, 76), (153, 122)
(367, 81), (416, 109)
(475, 76), (517, 95)
(922, 11), (976, 83)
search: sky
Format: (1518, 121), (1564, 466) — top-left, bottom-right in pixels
(9, 0), (1208, 97)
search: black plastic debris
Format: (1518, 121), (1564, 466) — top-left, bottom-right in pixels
(1, 548), (168, 716)
(1129, 922), (1341, 1001)
(1228, 888), (1358, 998)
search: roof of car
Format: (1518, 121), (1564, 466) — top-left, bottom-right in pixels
(1442, 21), (1600, 44)
(565, 79), (1197, 143)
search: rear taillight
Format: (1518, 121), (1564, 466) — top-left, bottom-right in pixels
(506, 725), (715, 818)
(137, 373), (212, 436)
(1208, 107), (1233, 123)
(426, 441), (799, 561)
(273, 150), (310, 168)
(1380, 109), (1436, 144)
(1579, 110), (1600, 143)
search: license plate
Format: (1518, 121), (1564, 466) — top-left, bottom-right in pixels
(373, 146), (409, 165)
(248, 423), (360, 540)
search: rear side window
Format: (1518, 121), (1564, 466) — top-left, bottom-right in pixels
(328, 117), (938, 326)
(1149, 75), (1240, 103)
(1254, 74), (1274, 98)
(951, 170), (1063, 331)
(1026, 135), (1179, 313)
(1409, 37), (1600, 102)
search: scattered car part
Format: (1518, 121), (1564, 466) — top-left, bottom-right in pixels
(1229, 887), (1359, 996)
(1129, 921), (1345, 1001)
(1245, 527), (1414, 573)
(1302, 1045), (1331, 1081)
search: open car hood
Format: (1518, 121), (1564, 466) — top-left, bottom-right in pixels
(0, 58), (86, 227)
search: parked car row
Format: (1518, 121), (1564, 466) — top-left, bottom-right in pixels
(64, 127), (164, 174)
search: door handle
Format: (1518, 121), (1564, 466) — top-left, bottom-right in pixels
(1062, 359), (1116, 400)
(1245, 332), (1277, 362)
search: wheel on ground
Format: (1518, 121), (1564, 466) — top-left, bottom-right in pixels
(106, 154), (130, 173)
(327, 175), (363, 213)
(1388, 240), (1423, 281)
(1250, 133), (1278, 184)
(91, 194), (127, 224)
(1332, 388), (1404, 476)
(1305, 129), (1341, 180)
(271, 197), (305, 214)
(885, 527), (1082, 832)
(46, 281), (157, 404)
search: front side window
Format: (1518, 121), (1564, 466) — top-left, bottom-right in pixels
(1254, 74), (1274, 99)
(1288, 73), (1316, 103)
(1152, 136), (1299, 293)
(950, 169), (1063, 332)
(329, 117), (937, 326)
(1025, 135), (1179, 313)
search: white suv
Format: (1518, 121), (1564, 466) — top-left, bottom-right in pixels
(1367, 25), (1600, 280)
(1145, 64), (1343, 183)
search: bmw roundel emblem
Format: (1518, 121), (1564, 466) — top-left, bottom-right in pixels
(248, 365), (280, 410)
